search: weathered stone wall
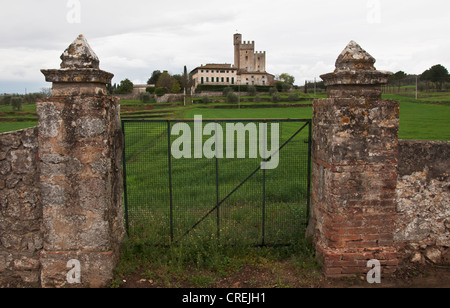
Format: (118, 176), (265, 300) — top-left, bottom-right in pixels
(156, 94), (185, 104)
(395, 139), (450, 265)
(0, 127), (42, 287)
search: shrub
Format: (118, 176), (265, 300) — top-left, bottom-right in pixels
(200, 96), (211, 104)
(155, 87), (167, 97)
(271, 92), (281, 103)
(247, 85), (257, 96)
(269, 87), (278, 95)
(275, 81), (283, 92)
(222, 87), (233, 96)
(140, 93), (151, 103)
(226, 92), (239, 103)
(288, 93), (299, 102)
(146, 86), (156, 94)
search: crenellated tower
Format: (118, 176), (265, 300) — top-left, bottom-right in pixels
(234, 33), (242, 69)
(233, 33), (266, 73)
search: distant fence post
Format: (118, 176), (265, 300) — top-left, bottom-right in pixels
(38, 35), (124, 287)
(307, 41), (399, 277)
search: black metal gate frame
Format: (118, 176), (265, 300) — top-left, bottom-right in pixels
(122, 118), (312, 246)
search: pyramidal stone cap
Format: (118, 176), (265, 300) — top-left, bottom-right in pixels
(41, 34), (113, 86)
(334, 40), (376, 72)
(320, 40), (392, 86)
(60, 34), (100, 69)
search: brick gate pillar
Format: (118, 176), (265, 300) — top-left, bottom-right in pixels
(307, 41), (399, 277)
(37, 35), (124, 287)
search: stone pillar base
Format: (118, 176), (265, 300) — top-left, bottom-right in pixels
(316, 245), (399, 278)
(40, 250), (117, 288)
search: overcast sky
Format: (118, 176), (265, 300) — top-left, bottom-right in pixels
(1, 0), (449, 93)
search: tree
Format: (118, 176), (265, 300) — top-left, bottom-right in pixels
(11, 97), (23, 111)
(277, 73), (295, 92)
(279, 73), (295, 86)
(171, 80), (181, 93)
(0, 95), (12, 106)
(147, 70), (162, 85)
(388, 71), (407, 92)
(115, 79), (134, 94)
(421, 64), (450, 91)
(389, 71), (407, 84)
(171, 74), (183, 93)
(156, 71), (174, 93)
(181, 66), (189, 91)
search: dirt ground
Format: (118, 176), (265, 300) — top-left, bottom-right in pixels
(119, 263), (450, 289)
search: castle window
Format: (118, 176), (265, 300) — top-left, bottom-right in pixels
(201, 77), (204, 84)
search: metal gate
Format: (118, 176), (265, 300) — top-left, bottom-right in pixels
(122, 118), (311, 246)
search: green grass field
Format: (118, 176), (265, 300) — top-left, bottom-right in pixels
(123, 119), (311, 246)
(383, 94), (450, 140)
(1, 93), (449, 140)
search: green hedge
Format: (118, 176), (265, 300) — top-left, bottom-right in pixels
(195, 84), (272, 93)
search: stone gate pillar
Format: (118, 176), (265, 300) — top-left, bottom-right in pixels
(307, 41), (399, 277)
(37, 35), (124, 287)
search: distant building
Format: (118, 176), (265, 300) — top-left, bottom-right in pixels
(133, 84), (149, 94)
(190, 34), (275, 91)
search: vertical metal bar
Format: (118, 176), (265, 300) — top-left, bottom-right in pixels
(215, 122), (220, 240)
(306, 120), (312, 222)
(261, 121), (267, 246)
(216, 154), (220, 240)
(262, 168), (266, 246)
(121, 120), (130, 236)
(167, 120), (174, 243)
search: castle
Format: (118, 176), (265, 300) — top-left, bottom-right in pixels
(190, 34), (275, 90)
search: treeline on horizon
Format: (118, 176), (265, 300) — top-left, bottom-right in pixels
(2, 64), (449, 107)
